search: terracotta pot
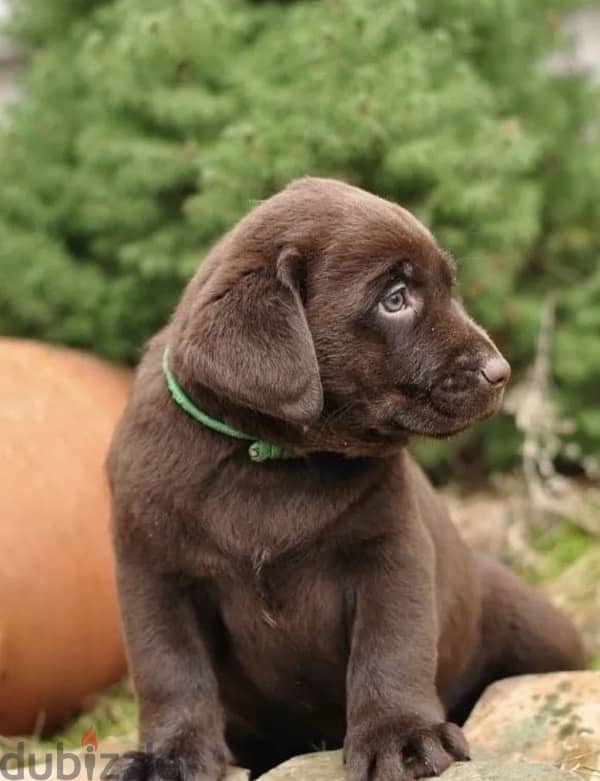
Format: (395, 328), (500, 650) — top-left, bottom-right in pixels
(0, 339), (130, 735)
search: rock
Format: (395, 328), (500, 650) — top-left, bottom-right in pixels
(0, 338), (130, 734)
(544, 548), (600, 661)
(254, 751), (579, 780)
(441, 761), (580, 780)
(256, 750), (343, 780)
(465, 671), (600, 776)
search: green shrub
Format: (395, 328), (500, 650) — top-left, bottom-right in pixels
(1, 0), (599, 476)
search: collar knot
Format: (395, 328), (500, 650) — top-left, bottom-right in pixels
(248, 441), (295, 463)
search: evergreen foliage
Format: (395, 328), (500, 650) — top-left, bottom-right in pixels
(1, 0), (599, 475)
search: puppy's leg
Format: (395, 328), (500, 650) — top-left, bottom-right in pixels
(344, 523), (470, 781)
(113, 552), (230, 781)
(448, 554), (585, 724)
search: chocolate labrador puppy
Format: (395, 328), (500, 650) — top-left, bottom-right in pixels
(107, 178), (584, 781)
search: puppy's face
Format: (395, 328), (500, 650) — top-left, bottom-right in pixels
(175, 178), (510, 455)
(304, 189), (510, 446)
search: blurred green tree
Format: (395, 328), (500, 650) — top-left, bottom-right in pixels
(1, 0), (599, 476)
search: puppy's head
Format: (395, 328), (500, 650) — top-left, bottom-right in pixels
(172, 177), (510, 456)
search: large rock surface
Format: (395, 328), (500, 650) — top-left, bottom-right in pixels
(465, 671), (600, 776)
(255, 751), (579, 780)
(18, 744), (582, 781)
(0, 339), (130, 734)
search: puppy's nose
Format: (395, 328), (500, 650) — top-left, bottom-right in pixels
(480, 356), (511, 386)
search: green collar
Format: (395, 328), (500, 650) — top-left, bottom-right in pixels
(162, 347), (296, 463)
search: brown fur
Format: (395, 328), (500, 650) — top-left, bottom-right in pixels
(107, 178), (584, 781)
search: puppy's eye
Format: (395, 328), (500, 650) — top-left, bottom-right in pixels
(380, 283), (409, 314)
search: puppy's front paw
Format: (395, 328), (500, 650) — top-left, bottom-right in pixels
(108, 743), (230, 781)
(344, 718), (469, 781)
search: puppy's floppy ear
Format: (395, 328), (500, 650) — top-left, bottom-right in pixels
(176, 248), (323, 426)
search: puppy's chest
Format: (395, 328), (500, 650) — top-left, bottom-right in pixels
(186, 480), (351, 622)
(185, 459), (388, 641)
(213, 551), (351, 686)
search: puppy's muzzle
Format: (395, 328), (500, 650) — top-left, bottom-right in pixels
(431, 348), (511, 424)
